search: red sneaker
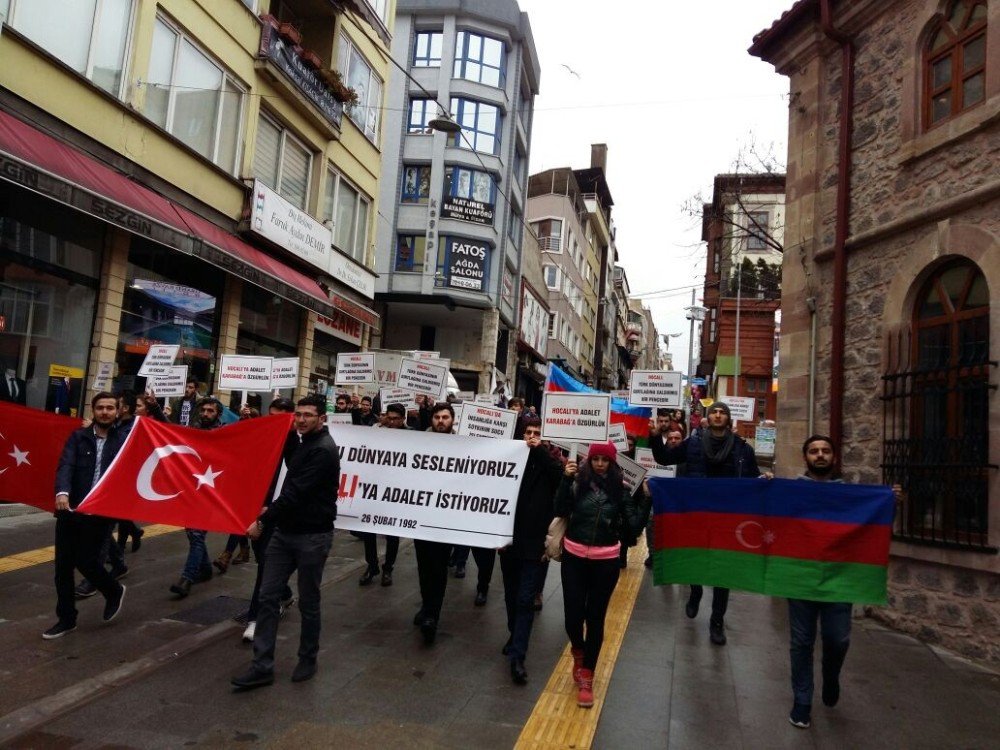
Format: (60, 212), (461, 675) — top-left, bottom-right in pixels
(571, 648), (585, 686)
(577, 668), (594, 708)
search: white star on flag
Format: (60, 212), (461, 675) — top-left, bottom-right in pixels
(193, 465), (223, 489)
(8, 446), (30, 467)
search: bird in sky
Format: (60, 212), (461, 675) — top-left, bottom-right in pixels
(560, 63), (581, 79)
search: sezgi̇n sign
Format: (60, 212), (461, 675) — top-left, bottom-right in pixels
(629, 370), (683, 408)
(331, 426), (529, 547)
(447, 238), (489, 292)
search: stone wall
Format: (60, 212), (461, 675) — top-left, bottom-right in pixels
(871, 557), (1000, 665)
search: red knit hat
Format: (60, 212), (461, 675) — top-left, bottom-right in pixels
(587, 441), (617, 462)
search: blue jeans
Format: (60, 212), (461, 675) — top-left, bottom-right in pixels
(181, 529), (211, 582)
(788, 599), (852, 706)
(499, 552), (546, 662)
(253, 530), (333, 673)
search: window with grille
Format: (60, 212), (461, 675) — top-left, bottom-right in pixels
(253, 114), (311, 209)
(924, 0), (987, 128)
(882, 260), (994, 550)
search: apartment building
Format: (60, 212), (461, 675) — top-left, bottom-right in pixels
(0, 0), (392, 415)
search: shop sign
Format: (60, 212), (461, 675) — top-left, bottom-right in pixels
(519, 284), (547, 358)
(258, 24), (343, 129)
(316, 310), (363, 346)
(329, 251), (375, 300)
(441, 195), (495, 226)
(447, 238), (488, 292)
(250, 180), (331, 272)
(271, 358), (300, 389)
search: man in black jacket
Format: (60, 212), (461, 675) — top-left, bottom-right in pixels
(232, 394), (339, 689)
(44, 392), (127, 639)
(650, 402), (768, 646)
(499, 416), (562, 684)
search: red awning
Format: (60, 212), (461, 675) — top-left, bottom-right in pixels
(0, 110), (337, 319)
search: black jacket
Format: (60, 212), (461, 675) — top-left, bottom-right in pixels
(54, 425), (126, 509)
(506, 445), (563, 560)
(650, 428), (760, 479)
(555, 471), (650, 548)
(259, 426), (339, 533)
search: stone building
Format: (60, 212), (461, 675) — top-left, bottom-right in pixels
(751, 0), (998, 663)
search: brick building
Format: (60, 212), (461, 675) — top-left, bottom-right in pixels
(751, 0), (998, 663)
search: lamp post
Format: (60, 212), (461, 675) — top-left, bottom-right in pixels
(684, 290), (708, 410)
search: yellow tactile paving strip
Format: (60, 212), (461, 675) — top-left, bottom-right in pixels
(515, 540), (647, 750)
(0, 524), (180, 575)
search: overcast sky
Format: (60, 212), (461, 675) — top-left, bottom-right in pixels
(516, 0), (795, 375)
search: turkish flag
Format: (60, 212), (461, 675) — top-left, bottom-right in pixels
(78, 414), (293, 533)
(0, 401), (81, 512)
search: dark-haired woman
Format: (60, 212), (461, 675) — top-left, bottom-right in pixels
(555, 441), (650, 708)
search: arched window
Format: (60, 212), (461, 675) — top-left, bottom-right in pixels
(888, 260), (991, 547)
(924, 0), (988, 127)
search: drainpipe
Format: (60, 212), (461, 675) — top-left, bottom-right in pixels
(806, 296), (818, 435)
(820, 0), (854, 458)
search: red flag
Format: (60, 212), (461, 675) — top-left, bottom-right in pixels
(0, 402), (81, 512)
(78, 414), (293, 533)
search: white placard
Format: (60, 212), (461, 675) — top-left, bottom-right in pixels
(336, 353), (376, 385)
(92, 361), (114, 391)
(412, 351), (440, 360)
(271, 357), (300, 389)
(608, 422), (629, 452)
(397, 357), (450, 400)
(138, 345), (179, 377)
(457, 404), (518, 440)
(378, 387), (418, 411)
(610, 389), (630, 400)
(452, 403), (464, 424)
(635, 446), (677, 478)
(755, 425), (776, 457)
(648, 465), (677, 479)
(327, 412), (354, 426)
(331, 426), (529, 547)
(217, 355), (272, 391)
(148, 365), (189, 397)
(616, 453), (648, 494)
(475, 393), (495, 404)
(628, 370), (684, 408)
(540, 392), (611, 443)
(724, 396), (757, 422)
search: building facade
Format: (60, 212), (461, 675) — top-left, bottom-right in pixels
(752, 0), (998, 663)
(372, 0), (540, 394)
(698, 173), (785, 437)
(0, 0), (390, 416)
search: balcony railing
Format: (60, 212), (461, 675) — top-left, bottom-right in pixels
(539, 236), (562, 252)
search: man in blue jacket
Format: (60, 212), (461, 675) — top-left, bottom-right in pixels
(650, 401), (766, 645)
(44, 392), (127, 639)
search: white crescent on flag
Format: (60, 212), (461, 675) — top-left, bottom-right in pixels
(136, 445), (201, 501)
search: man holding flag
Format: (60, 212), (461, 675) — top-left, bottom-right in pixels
(44, 392), (127, 639)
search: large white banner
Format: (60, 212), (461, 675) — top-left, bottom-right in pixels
(331, 426), (529, 547)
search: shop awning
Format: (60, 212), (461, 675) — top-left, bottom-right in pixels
(0, 110), (346, 322)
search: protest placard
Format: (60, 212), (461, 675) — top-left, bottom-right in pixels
(635, 447), (677, 479)
(540, 392), (611, 443)
(330, 426), (529, 547)
(326, 413), (354, 426)
(725, 396), (756, 422)
(92, 361), (114, 391)
(474, 393), (495, 404)
(217, 355), (272, 391)
(270, 357), (300, 389)
(628, 370), (683, 408)
(379, 387), (418, 409)
(148, 365), (188, 397)
(412, 351), (440, 360)
(336, 353), (376, 385)
(397, 357), (450, 400)
(138, 345), (179, 377)
(608, 422), (629, 452)
(457, 404), (518, 440)
(617, 453), (648, 494)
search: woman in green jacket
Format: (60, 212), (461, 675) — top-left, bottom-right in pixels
(555, 441), (650, 708)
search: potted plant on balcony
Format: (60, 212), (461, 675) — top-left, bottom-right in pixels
(320, 68), (359, 107)
(300, 48), (323, 70)
(277, 21), (302, 46)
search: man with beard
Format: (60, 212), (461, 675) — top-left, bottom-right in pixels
(650, 402), (769, 646)
(44, 392), (127, 638)
(412, 402), (457, 644)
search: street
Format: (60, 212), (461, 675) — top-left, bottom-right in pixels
(0, 507), (998, 749)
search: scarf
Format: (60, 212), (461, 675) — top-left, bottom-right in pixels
(702, 427), (735, 465)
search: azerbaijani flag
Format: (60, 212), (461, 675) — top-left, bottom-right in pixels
(544, 363), (651, 439)
(649, 477), (894, 604)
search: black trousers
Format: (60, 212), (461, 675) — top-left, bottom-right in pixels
(499, 551), (546, 662)
(560, 550), (620, 671)
(54, 513), (119, 624)
(450, 545), (497, 593)
(688, 585), (730, 624)
(414, 539), (451, 622)
(247, 523), (293, 622)
(361, 532), (399, 572)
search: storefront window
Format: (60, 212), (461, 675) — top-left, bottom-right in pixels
(0, 186), (103, 416)
(310, 329), (355, 398)
(232, 283), (301, 412)
(116, 238), (223, 397)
